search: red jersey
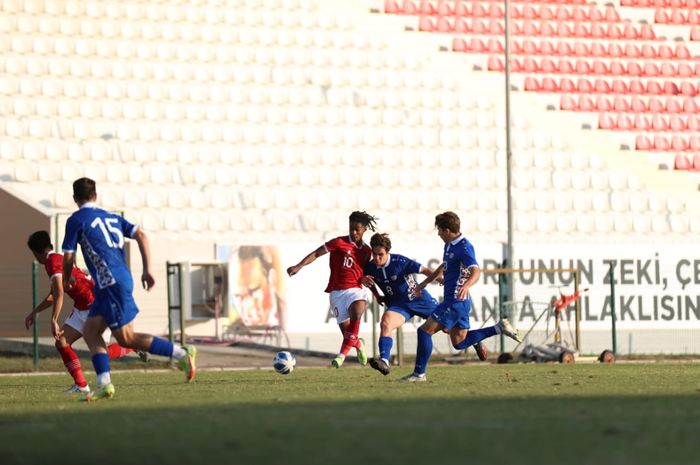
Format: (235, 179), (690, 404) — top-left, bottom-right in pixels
(44, 252), (95, 311)
(324, 236), (372, 293)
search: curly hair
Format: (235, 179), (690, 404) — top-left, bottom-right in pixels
(349, 211), (378, 231)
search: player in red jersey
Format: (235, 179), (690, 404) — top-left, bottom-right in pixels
(25, 231), (144, 393)
(287, 211), (377, 368)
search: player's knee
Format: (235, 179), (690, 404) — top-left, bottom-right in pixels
(114, 332), (133, 348)
(380, 319), (392, 335)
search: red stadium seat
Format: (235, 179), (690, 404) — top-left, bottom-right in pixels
(488, 56), (505, 71)
(471, 19), (486, 34)
(560, 77), (576, 92)
(641, 44), (658, 58)
(612, 80), (629, 94)
(595, 79), (611, 93)
(540, 40), (556, 55)
(604, 6), (621, 22)
(643, 62), (660, 77)
(488, 3), (504, 18)
(592, 60), (609, 75)
(651, 114), (669, 130)
(631, 97), (647, 112)
(472, 3), (487, 18)
(674, 154), (691, 170)
(663, 81), (680, 95)
(599, 113), (615, 129)
(468, 37), (486, 52)
(666, 98), (682, 113)
(454, 18), (470, 33)
(560, 94), (577, 110)
(524, 77), (541, 91)
(385, 0), (401, 14)
(675, 44), (691, 59)
(510, 57), (524, 72)
(437, 0), (454, 16)
(522, 4), (538, 19)
(624, 43), (641, 58)
(635, 135), (653, 150)
(573, 42), (589, 56)
(671, 135), (689, 151)
(402, 0), (418, 15)
(558, 58), (574, 74)
(595, 95), (613, 111)
(452, 38), (468, 52)
(604, 23), (621, 39)
(454, 0), (470, 17)
(419, 16), (435, 31)
(691, 137), (700, 152)
(541, 77), (558, 91)
(654, 8), (670, 23)
(662, 63), (678, 77)
(680, 82), (697, 96)
(670, 9), (687, 24)
(648, 97), (664, 113)
(693, 154), (700, 170)
(629, 80), (645, 94)
(573, 23), (590, 38)
(609, 61), (626, 76)
(653, 135), (671, 151)
(539, 5), (554, 20)
(520, 39), (537, 54)
(589, 8), (604, 23)
(627, 62), (643, 76)
(616, 113), (633, 130)
(669, 115), (686, 131)
(557, 41), (573, 56)
(691, 26), (700, 41)
(541, 58), (557, 73)
(658, 44), (674, 59)
(577, 78), (593, 93)
(634, 114), (651, 130)
(575, 60), (591, 74)
(639, 24), (656, 40)
(613, 96), (631, 111)
(579, 95), (595, 111)
(688, 116), (700, 131)
(683, 98), (699, 113)
(419, 1), (437, 15)
(436, 17), (453, 32)
(590, 42), (607, 57)
(488, 19), (504, 35)
(646, 80), (663, 95)
(608, 43), (624, 57)
(540, 21), (556, 37)
(487, 39), (504, 53)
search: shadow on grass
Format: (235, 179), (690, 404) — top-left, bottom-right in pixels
(1, 393), (698, 465)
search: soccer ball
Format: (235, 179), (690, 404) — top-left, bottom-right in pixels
(273, 351), (296, 375)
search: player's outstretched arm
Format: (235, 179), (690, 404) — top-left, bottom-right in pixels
(25, 291), (54, 330)
(456, 266), (480, 301)
(133, 229), (155, 290)
(411, 263), (445, 298)
(62, 252), (75, 290)
(287, 245), (327, 277)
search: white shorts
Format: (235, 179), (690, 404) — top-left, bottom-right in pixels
(64, 308), (111, 343)
(329, 288), (371, 324)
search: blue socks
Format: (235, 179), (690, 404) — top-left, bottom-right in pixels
(378, 336), (393, 361)
(414, 328), (433, 375)
(92, 353), (110, 375)
(454, 326), (498, 350)
(148, 337), (174, 357)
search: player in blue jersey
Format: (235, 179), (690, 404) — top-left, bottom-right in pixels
(61, 178), (196, 400)
(362, 233), (487, 376)
(399, 211), (522, 382)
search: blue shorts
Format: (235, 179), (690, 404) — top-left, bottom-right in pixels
(386, 296), (438, 321)
(89, 283), (139, 330)
(431, 298), (472, 330)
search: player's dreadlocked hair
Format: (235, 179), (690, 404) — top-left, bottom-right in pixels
(349, 211), (378, 231)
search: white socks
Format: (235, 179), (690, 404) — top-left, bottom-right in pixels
(171, 344), (187, 360)
(97, 372), (111, 386)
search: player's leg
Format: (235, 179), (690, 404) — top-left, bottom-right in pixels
(81, 314), (114, 400)
(111, 323), (196, 382)
(399, 317), (442, 382)
(55, 317), (90, 393)
(369, 310), (406, 375)
(331, 289), (368, 368)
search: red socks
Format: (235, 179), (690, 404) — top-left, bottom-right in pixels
(56, 345), (87, 388)
(107, 343), (135, 360)
(339, 319), (361, 356)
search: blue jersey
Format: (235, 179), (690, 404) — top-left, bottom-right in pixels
(61, 203), (138, 292)
(363, 253), (433, 306)
(442, 235), (479, 303)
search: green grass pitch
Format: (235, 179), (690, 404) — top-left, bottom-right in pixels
(1, 364), (698, 465)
